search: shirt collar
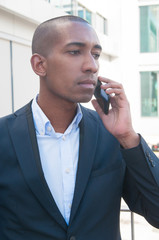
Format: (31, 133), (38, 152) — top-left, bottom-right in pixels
(31, 96), (83, 137)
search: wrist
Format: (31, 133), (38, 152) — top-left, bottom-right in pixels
(117, 131), (140, 149)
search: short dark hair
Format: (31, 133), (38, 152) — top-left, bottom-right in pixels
(32, 15), (90, 56)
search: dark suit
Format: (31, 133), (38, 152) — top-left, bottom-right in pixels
(0, 101), (159, 240)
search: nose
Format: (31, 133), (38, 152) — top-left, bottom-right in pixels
(82, 54), (99, 73)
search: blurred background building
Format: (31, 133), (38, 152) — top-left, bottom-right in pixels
(0, 0), (159, 239)
(0, 0), (159, 145)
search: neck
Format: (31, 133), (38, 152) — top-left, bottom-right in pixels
(37, 94), (78, 133)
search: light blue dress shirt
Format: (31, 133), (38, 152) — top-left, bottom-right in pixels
(31, 97), (82, 225)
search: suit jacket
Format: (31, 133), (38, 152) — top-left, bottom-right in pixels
(0, 101), (159, 240)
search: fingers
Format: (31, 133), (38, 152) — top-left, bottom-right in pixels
(98, 76), (126, 98)
(98, 76), (117, 84)
(106, 87), (123, 96)
(98, 76), (123, 90)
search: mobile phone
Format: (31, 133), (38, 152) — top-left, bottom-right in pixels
(94, 80), (110, 115)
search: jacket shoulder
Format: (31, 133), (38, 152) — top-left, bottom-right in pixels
(0, 101), (32, 127)
(80, 104), (115, 137)
(81, 105), (107, 128)
(81, 105), (101, 122)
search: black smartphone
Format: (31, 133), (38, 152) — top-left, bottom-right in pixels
(94, 80), (110, 115)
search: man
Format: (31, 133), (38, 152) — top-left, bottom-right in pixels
(0, 15), (159, 240)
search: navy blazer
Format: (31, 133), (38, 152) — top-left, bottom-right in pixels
(0, 102), (159, 240)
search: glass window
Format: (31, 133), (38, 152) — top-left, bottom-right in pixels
(86, 9), (92, 24)
(140, 71), (159, 117)
(96, 14), (108, 35)
(140, 5), (159, 52)
(78, 4), (84, 18)
(53, 0), (72, 14)
(77, 4), (92, 24)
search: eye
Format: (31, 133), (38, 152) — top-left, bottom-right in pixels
(68, 50), (80, 55)
(92, 53), (100, 60)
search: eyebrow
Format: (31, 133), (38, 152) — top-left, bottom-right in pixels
(65, 42), (102, 51)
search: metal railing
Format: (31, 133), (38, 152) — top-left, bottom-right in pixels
(120, 209), (135, 240)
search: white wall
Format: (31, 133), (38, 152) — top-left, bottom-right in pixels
(0, 0), (65, 23)
(0, 39), (12, 116)
(119, 0), (140, 126)
(0, 1), (66, 117)
(12, 42), (39, 110)
(0, 9), (39, 116)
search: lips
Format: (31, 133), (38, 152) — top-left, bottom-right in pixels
(78, 79), (96, 89)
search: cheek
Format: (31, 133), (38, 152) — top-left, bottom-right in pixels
(45, 65), (74, 94)
(46, 57), (82, 92)
(49, 60), (75, 78)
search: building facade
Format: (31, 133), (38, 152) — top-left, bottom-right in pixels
(138, 0), (159, 144)
(1, 0), (159, 144)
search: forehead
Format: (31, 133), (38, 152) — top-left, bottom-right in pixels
(54, 21), (100, 47)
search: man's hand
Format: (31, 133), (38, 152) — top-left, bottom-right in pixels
(92, 77), (140, 149)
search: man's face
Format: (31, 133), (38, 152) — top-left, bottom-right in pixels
(42, 21), (101, 103)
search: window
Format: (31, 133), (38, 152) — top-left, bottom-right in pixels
(53, 0), (72, 14)
(96, 13), (108, 35)
(53, 1), (92, 22)
(140, 71), (159, 117)
(140, 5), (159, 52)
(77, 4), (92, 24)
(85, 9), (92, 24)
(78, 4), (84, 18)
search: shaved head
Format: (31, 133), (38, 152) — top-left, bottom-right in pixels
(32, 15), (90, 57)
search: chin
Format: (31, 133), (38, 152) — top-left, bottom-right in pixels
(69, 93), (94, 104)
(77, 96), (93, 103)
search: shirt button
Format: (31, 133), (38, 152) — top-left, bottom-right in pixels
(69, 203), (72, 209)
(65, 168), (71, 174)
(70, 236), (76, 240)
(62, 135), (66, 140)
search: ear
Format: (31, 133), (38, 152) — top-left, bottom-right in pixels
(30, 54), (47, 77)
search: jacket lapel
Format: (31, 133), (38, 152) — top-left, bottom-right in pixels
(69, 107), (99, 224)
(7, 102), (67, 230)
